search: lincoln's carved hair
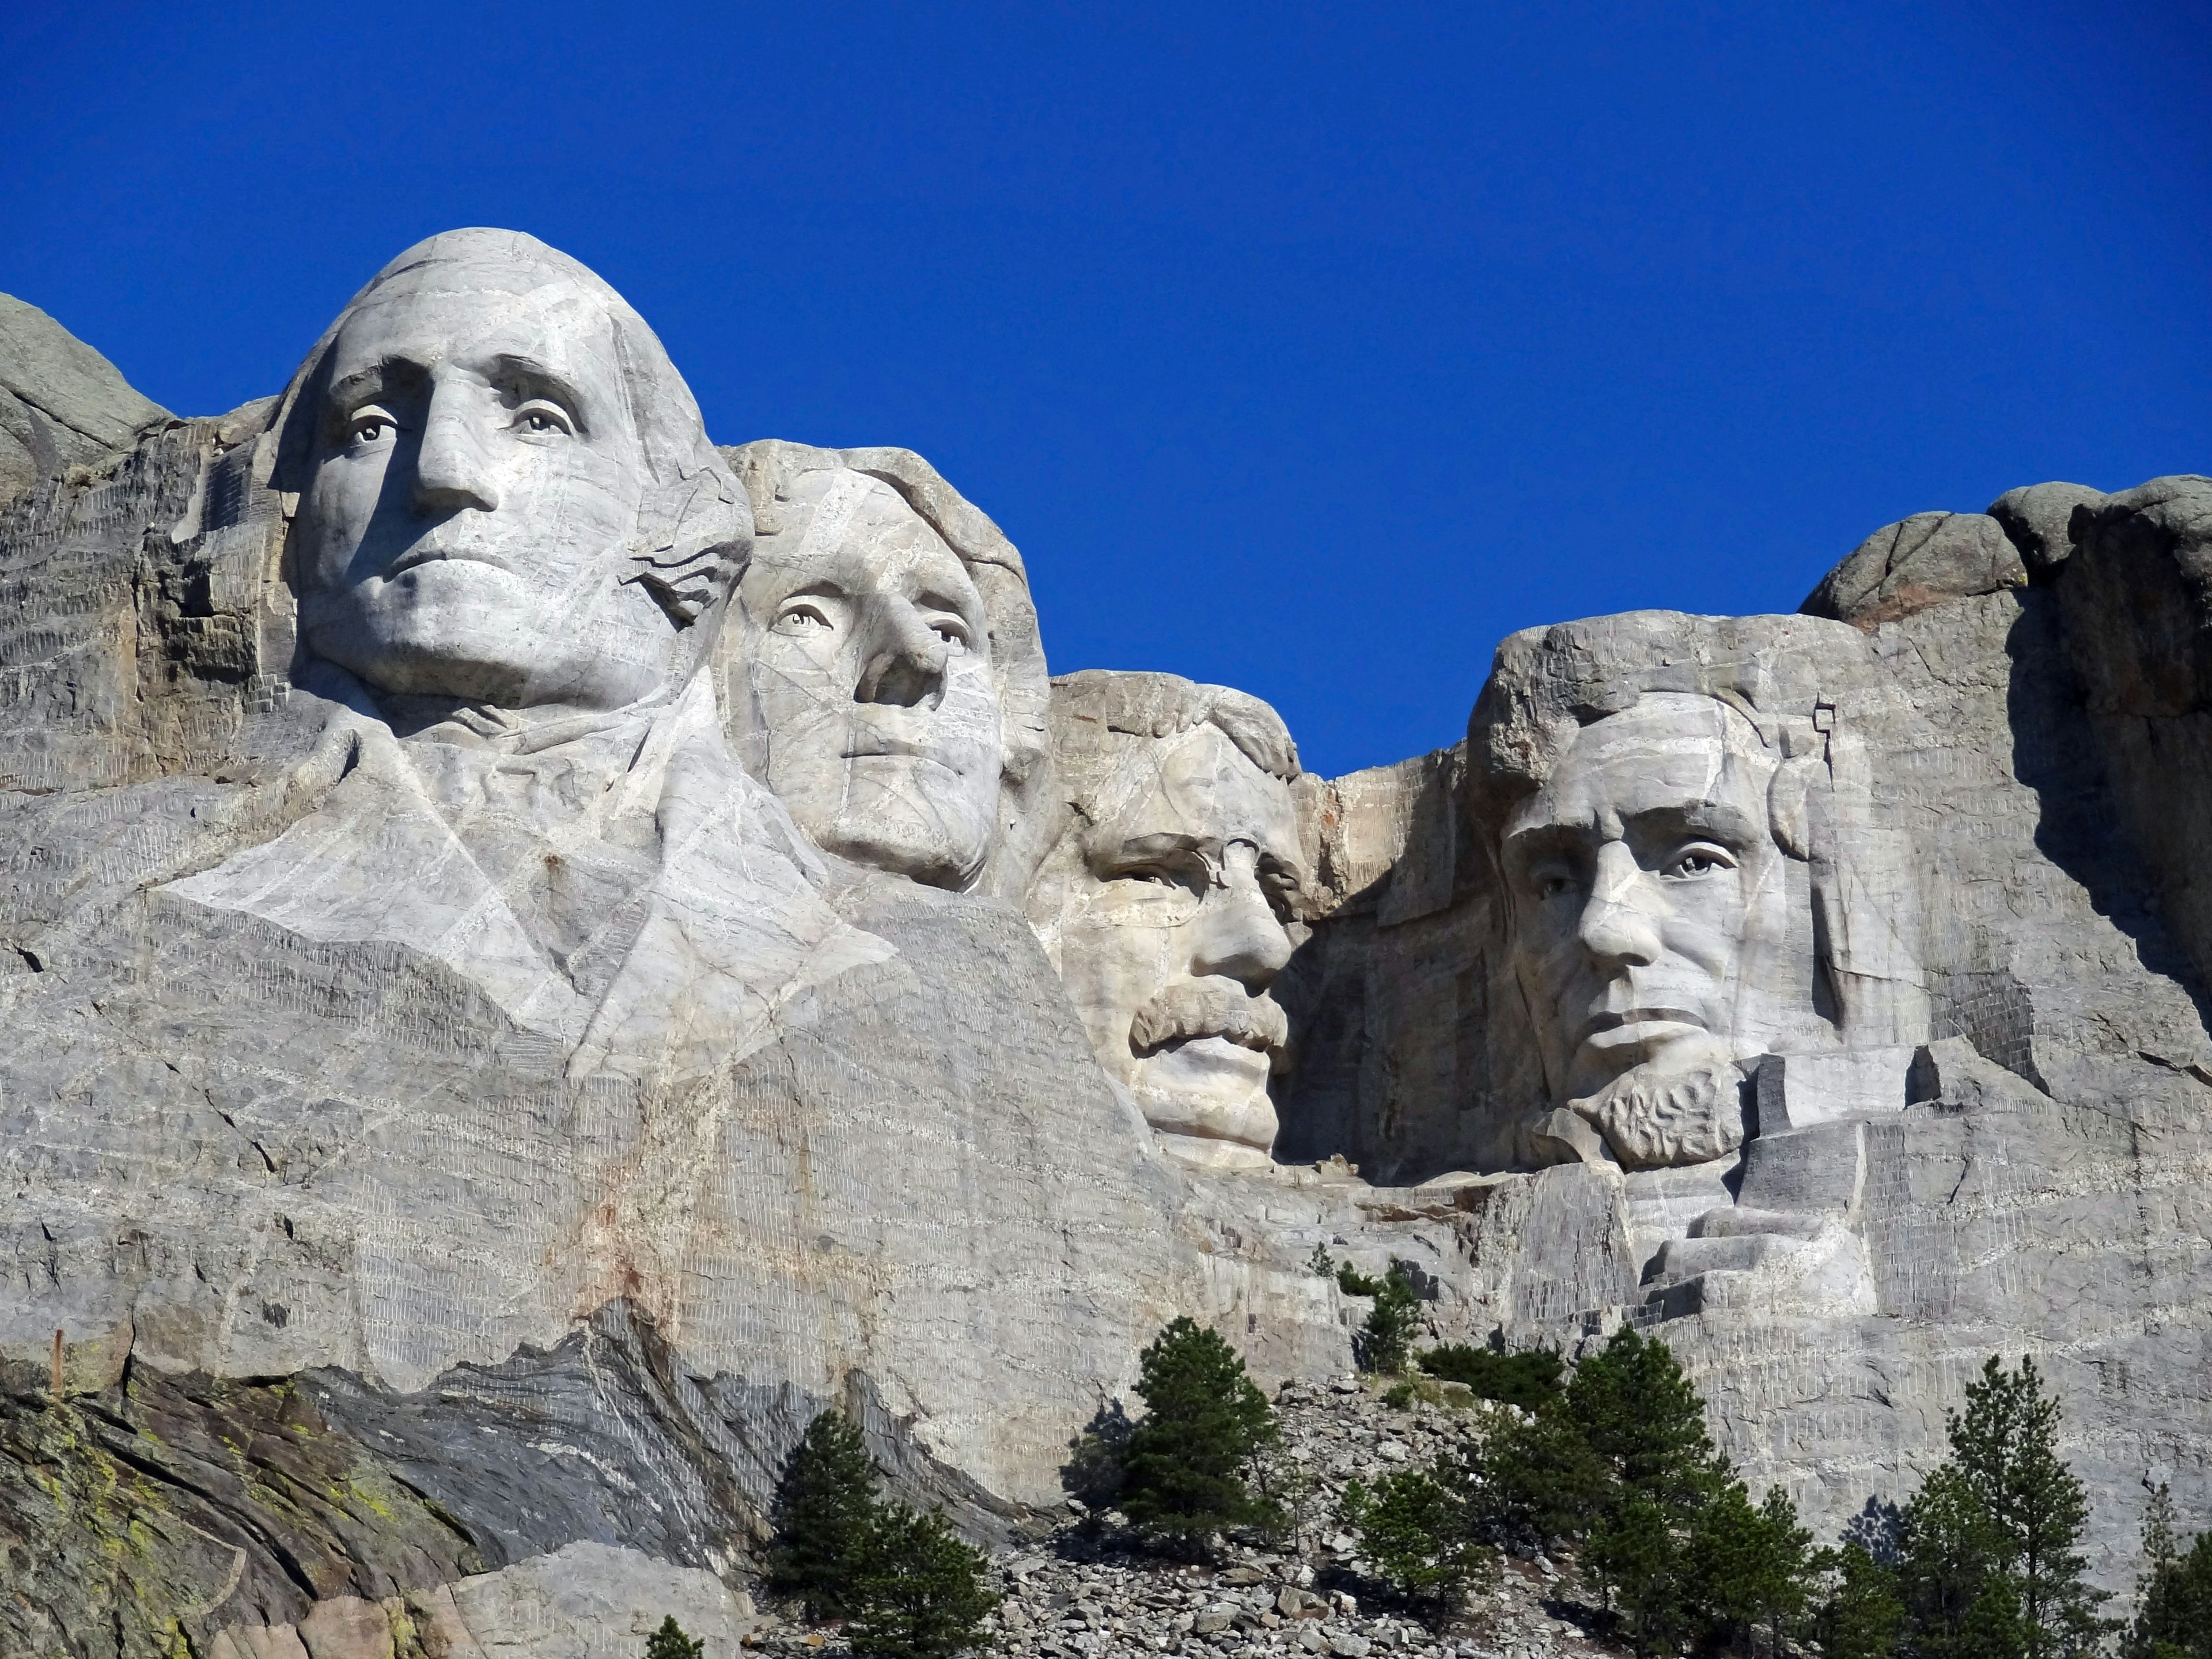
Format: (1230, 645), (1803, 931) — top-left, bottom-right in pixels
(267, 227), (752, 632)
(1467, 609), (1927, 1046)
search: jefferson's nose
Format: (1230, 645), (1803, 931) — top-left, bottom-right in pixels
(1578, 839), (1661, 968)
(854, 603), (948, 709)
(411, 382), (501, 516)
(1190, 850), (1294, 991)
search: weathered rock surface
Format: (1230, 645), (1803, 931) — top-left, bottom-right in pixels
(3, 252), (2210, 1650)
(0, 294), (171, 512)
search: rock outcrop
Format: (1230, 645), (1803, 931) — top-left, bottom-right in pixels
(2, 231), (2209, 1653)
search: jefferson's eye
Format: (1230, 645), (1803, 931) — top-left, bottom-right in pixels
(513, 401), (574, 437)
(1664, 846), (1736, 879)
(775, 603), (834, 635)
(930, 621), (971, 653)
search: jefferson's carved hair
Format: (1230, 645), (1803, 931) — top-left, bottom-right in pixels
(268, 227), (752, 631)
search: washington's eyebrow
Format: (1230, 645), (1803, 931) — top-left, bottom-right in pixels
(323, 358), (426, 418)
(482, 352), (591, 426)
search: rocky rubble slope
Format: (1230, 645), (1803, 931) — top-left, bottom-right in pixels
(745, 1380), (1619, 1659)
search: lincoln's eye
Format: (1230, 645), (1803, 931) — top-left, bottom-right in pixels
(349, 411), (397, 446)
(1664, 846), (1736, 879)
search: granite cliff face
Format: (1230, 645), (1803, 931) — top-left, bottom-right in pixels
(1, 234), (2206, 1655)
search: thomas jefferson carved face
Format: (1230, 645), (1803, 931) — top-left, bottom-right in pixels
(294, 259), (675, 711)
(1046, 721), (1304, 1169)
(732, 470), (1003, 890)
(1500, 694), (1797, 1162)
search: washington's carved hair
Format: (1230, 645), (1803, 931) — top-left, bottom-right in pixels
(267, 227), (753, 630)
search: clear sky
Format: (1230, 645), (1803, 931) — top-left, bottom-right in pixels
(4, 1), (2207, 777)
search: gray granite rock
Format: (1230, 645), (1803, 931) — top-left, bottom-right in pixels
(0, 292), (171, 510)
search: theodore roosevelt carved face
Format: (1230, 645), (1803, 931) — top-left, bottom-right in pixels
(285, 232), (739, 716)
(1027, 672), (1305, 1171)
(1496, 692), (1803, 1167)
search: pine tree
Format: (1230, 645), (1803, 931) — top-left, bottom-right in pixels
(770, 1408), (881, 1622)
(1341, 1463), (1495, 1611)
(1687, 1480), (1815, 1654)
(1810, 1543), (1904, 1659)
(1469, 1400), (1612, 1548)
(1119, 1316), (1283, 1551)
(1356, 1263), (1425, 1376)
(1565, 1326), (1727, 1513)
(2125, 1482), (2212, 1659)
(1896, 1355), (2111, 1659)
(843, 1503), (1001, 1659)
(645, 1616), (704, 1659)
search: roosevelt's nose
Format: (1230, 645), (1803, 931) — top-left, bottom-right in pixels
(1190, 847), (1294, 991)
(411, 380), (501, 517)
(854, 602), (948, 709)
(1578, 839), (1662, 969)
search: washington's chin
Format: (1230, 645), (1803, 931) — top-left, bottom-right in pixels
(1132, 1036), (1279, 1156)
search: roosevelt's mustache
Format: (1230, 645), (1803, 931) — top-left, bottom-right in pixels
(1130, 975), (1289, 1059)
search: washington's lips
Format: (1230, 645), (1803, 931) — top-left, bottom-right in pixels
(384, 542), (512, 578)
(1131, 977), (1289, 1059)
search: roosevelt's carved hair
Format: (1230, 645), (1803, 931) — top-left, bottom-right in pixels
(1048, 668), (1301, 804)
(267, 227), (752, 635)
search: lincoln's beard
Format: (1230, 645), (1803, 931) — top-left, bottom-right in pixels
(1569, 1054), (1749, 1169)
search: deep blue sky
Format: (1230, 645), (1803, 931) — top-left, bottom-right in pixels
(5, 2), (2207, 777)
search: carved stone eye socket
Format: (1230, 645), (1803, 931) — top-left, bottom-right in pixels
(1662, 846), (1736, 880)
(347, 410), (397, 446)
(513, 400), (574, 437)
(774, 603), (835, 635)
(930, 620), (971, 653)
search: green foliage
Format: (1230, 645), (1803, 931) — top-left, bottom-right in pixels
(1307, 1243), (1336, 1278)
(1356, 1263), (1425, 1376)
(1382, 1380), (1415, 1410)
(843, 1503), (1001, 1659)
(1563, 1325), (1726, 1514)
(1895, 1356), (2111, 1659)
(1060, 1400), (1132, 1516)
(1416, 1343), (1563, 1410)
(1684, 1481), (1816, 1654)
(645, 1616), (704, 1659)
(1809, 1543), (1905, 1659)
(1472, 1399), (1612, 1547)
(1119, 1317), (1283, 1550)
(769, 1409), (880, 1622)
(1337, 1261), (1384, 1296)
(2125, 1483), (2212, 1659)
(1342, 1464), (1496, 1611)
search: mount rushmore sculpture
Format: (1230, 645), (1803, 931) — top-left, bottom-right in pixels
(2, 230), (2208, 1652)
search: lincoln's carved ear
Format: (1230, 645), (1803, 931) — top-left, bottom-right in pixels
(1768, 754), (1821, 860)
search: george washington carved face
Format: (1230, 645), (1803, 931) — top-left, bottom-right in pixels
(286, 234), (736, 715)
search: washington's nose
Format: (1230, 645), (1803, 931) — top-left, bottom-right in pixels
(1190, 857), (1294, 991)
(1578, 839), (1661, 968)
(854, 604), (948, 709)
(411, 384), (501, 516)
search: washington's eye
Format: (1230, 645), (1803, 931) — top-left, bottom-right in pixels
(775, 603), (834, 635)
(1664, 845), (1736, 879)
(513, 400), (574, 437)
(347, 408), (398, 446)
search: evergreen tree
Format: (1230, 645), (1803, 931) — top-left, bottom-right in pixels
(1565, 1325), (1727, 1512)
(645, 1616), (704, 1659)
(1585, 1488), (1692, 1656)
(1342, 1463), (1495, 1611)
(1356, 1263), (1425, 1375)
(1896, 1355), (2111, 1659)
(1687, 1480), (1816, 1654)
(1810, 1543), (1904, 1659)
(769, 1408), (881, 1622)
(1119, 1316), (1283, 1551)
(1416, 1343), (1564, 1410)
(1471, 1402), (1612, 1548)
(2125, 1483), (2212, 1659)
(843, 1503), (1001, 1659)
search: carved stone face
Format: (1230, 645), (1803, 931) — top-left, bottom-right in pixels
(1500, 693), (1795, 1110)
(733, 471), (1003, 889)
(295, 260), (672, 711)
(1052, 724), (1302, 1168)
